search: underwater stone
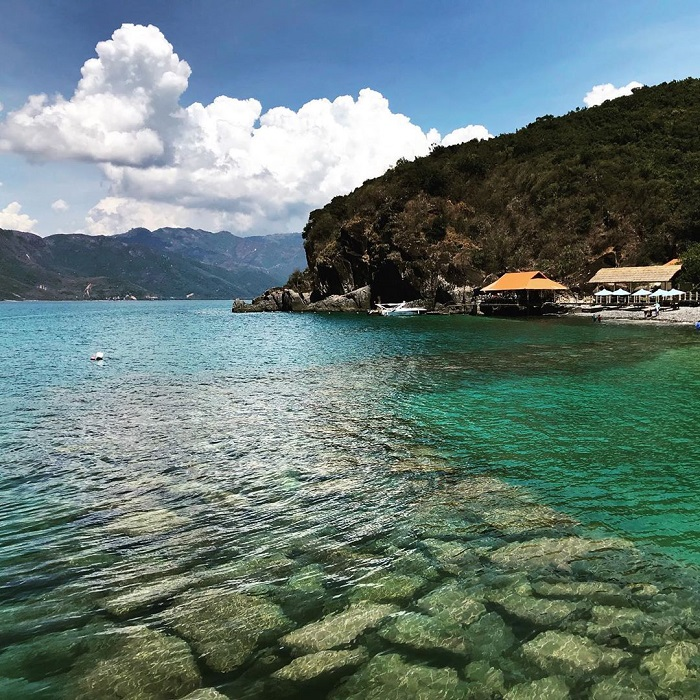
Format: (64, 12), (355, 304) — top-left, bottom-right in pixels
(280, 602), (398, 655)
(348, 572), (424, 604)
(419, 538), (480, 574)
(489, 536), (633, 571)
(462, 612), (516, 661)
(102, 575), (193, 618)
(639, 640), (700, 692)
(532, 581), (630, 607)
(272, 648), (368, 682)
(287, 564), (326, 593)
(521, 630), (631, 679)
(587, 604), (689, 650)
(416, 583), (486, 625)
(503, 676), (570, 700)
(167, 589), (293, 673)
(72, 626), (201, 700)
(378, 611), (471, 657)
(181, 690), (229, 700)
(105, 508), (189, 536)
(488, 590), (578, 628)
(587, 669), (657, 700)
(391, 551), (439, 580)
(464, 660), (506, 698)
(198, 553), (295, 586)
(329, 652), (469, 700)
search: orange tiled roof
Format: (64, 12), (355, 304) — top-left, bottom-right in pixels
(481, 271), (568, 292)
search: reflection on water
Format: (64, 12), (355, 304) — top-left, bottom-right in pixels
(1, 302), (700, 698)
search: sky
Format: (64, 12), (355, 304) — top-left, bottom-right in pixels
(1, 1), (699, 237)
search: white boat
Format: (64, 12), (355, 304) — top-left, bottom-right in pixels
(374, 302), (427, 316)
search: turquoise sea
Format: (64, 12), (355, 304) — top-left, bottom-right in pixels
(2, 300), (700, 698)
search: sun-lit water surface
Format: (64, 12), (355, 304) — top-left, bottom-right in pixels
(1, 301), (700, 698)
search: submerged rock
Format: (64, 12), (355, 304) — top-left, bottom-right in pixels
(330, 652), (469, 700)
(181, 690), (229, 700)
(503, 676), (570, 700)
(521, 630), (631, 679)
(489, 536), (633, 571)
(464, 660), (506, 698)
(416, 583), (486, 625)
(588, 669), (657, 700)
(166, 589), (293, 673)
(531, 580), (630, 608)
(349, 572), (424, 604)
(102, 575), (193, 618)
(418, 538), (480, 574)
(71, 626), (201, 700)
(488, 590), (579, 628)
(462, 612), (516, 661)
(280, 602), (398, 656)
(105, 508), (189, 536)
(639, 640), (700, 693)
(272, 648), (368, 683)
(378, 612), (471, 657)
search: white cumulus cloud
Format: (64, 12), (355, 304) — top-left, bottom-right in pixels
(0, 201), (38, 231)
(51, 199), (69, 212)
(583, 81), (643, 108)
(0, 23), (492, 235)
(441, 125), (493, 147)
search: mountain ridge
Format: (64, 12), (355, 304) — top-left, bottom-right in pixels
(0, 228), (306, 300)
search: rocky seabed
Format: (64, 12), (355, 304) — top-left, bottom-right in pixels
(5, 476), (700, 699)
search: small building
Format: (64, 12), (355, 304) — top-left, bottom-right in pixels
(479, 271), (568, 316)
(588, 263), (682, 291)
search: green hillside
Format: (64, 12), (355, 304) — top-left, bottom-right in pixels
(302, 78), (700, 302)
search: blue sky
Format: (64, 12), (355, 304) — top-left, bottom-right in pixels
(1, 0), (700, 236)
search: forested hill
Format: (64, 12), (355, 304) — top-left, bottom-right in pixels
(302, 78), (700, 303)
(0, 228), (305, 300)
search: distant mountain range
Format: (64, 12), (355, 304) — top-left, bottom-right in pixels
(0, 227), (306, 300)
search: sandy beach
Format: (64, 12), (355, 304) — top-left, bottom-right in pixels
(575, 305), (700, 325)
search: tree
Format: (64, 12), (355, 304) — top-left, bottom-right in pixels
(679, 243), (700, 290)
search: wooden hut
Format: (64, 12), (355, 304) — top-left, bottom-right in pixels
(588, 263), (682, 292)
(479, 271), (568, 316)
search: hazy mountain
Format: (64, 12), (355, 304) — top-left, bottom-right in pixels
(0, 228), (305, 300)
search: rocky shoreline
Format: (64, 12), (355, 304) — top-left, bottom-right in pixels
(23, 474), (700, 699)
(576, 306), (700, 326)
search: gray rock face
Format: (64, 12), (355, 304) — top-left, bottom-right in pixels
(233, 285), (371, 312)
(272, 648), (368, 682)
(308, 286), (371, 312)
(521, 630), (631, 679)
(166, 589), (293, 673)
(280, 603), (399, 656)
(378, 612), (471, 657)
(330, 652), (469, 700)
(71, 626), (201, 700)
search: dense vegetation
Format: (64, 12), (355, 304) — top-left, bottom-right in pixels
(0, 228), (305, 300)
(302, 78), (700, 302)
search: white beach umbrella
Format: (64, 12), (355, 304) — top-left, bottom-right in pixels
(594, 289), (613, 297)
(667, 288), (685, 297)
(631, 288), (651, 297)
(612, 289), (630, 296)
(650, 289), (670, 298)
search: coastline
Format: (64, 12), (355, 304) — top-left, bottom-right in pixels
(575, 305), (700, 326)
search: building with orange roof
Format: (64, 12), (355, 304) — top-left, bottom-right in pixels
(479, 271), (568, 316)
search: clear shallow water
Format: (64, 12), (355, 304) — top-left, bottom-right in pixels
(2, 301), (700, 698)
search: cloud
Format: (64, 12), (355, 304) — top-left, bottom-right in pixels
(0, 23), (492, 235)
(51, 199), (69, 212)
(583, 81), (643, 108)
(0, 201), (38, 231)
(441, 125), (493, 147)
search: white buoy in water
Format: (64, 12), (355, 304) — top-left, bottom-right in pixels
(90, 351), (104, 361)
